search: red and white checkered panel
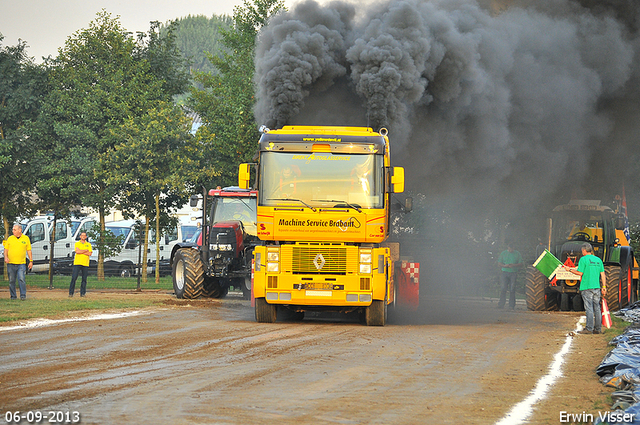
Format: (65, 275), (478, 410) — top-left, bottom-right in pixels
(401, 261), (420, 284)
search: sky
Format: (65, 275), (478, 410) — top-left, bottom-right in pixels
(0, 0), (292, 61)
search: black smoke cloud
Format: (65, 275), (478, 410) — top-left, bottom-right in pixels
(254, 0), (640, 216)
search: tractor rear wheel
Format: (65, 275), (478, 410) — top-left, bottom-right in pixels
(605, 265), (622, 311)
(525, 267), (554, 311)
(255, 297), (277, 323)
(172, 248), (204, 299)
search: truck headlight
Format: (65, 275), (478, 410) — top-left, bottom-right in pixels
(360, 252), (372, 264)
(267, 251), (279, 262)
(359, 264), (371, 274)
(267, 262), (279, 272)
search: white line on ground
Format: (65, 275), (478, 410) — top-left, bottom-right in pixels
(0, 310), (153, 332)
(495, 316), (586, 425)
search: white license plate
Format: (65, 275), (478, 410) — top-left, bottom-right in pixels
(305, 290), (332, 297)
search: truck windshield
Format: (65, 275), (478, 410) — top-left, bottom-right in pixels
(552, 212), (606, 244)
(181, 225), (199, 241)
(259, 152), (384, 209)
(105, 226), (132, 245)
(213, 197), (257, 236)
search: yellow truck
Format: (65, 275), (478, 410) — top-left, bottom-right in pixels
(239, 126), (416, 326)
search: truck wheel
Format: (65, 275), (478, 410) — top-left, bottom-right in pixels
(172, 248), (204, 299)
(203, 277), (224, 298)
(365, 300), (386, 326)
(572, 293), (584, 311)
(255, 298), (277, 323)
(119, 264), (133, 278)
(605, 265), (622, 311)
(525, 267), (554, 311)
(242, 277), (251, 300)
(621, 266), (630, 309)
(560, 293), (570, 311)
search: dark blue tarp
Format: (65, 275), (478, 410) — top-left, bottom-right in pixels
(594, 305), (640, 424)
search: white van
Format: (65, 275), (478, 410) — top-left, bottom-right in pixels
(20, 216), (94, 273)
(149, 219), (200, 275)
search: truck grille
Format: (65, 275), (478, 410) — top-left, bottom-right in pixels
(282, 244), (357, 274)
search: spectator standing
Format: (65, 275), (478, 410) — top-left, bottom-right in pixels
(565, 242), (606, 334)
(3, 224), (33, 300)
(497, 242), (523, 310)
(69, 232), (92, 297)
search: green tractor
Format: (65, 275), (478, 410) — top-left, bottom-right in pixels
(526, 200), (638, 312)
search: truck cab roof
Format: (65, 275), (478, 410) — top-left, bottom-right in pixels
(209, 186), (257, 197)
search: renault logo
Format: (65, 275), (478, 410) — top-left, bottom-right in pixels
(313, 254), (326, 270)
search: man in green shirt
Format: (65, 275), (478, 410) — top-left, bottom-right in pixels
(497, 242), (523, 310)
(565, 243), (606, 334)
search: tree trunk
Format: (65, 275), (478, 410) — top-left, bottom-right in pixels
(3, 213), (8, 281)
(155, 193), (160, 284)
(98, 206), (105, 281)
(142, 217), (149, 284)
(48, 215), (57, 289)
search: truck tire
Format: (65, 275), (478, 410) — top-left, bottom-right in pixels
(203, 277), (224, 298)
(365, 300), (387, 326)
(255, 297), (277, 323)
(242, 277), (251, 300)
(605, 265), (622, 311)
(172, 248), (204, 299)
(560, 293), (570, 311)
(572, 293), (584, 311)
(525, 267), (555, 311)
(119, 264), (133, 278)
(620, 265), (630, 309)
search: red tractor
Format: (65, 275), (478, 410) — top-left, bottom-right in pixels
(171, 187), (258, 299)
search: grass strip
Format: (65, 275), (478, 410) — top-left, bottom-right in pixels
(0, 274), (173, 291)
(0, 297), (161, 323)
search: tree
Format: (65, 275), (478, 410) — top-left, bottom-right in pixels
(0, 34), (47, 280)
(188, 0), (285, 190)
(136, 20), (191, 100)
(108, 103), (194, 283)
(161, 14), (233, 76)
(34, 11), (189, 280)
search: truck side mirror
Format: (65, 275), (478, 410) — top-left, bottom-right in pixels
(189, 195), (199, 208)
(616, 216), (626, 230)
(239, 163), (251, 190)
(391, 167), (405, 193)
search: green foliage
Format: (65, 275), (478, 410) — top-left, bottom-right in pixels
(162, 14), (232, 76)
(28, 11), (192, 279)
(136, 20), (191, 99)
(108, 102), (194, 220)
(187, 0), (285, 189)
(87, 224), (124, 258)
(108, 102), (195, 281)
(0, 34), (47, 226)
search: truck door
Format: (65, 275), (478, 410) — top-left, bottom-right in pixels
(24, 219), (48, 272)
(51, 220), (74, 260)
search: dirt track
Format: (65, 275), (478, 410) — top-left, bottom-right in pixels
(0, 291), (614, 424)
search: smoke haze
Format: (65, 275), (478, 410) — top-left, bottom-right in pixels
(254, 0), (640, 216)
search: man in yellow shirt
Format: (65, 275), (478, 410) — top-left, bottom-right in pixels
(69, 232), (92, 297)
(3, 224), (33, 300)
